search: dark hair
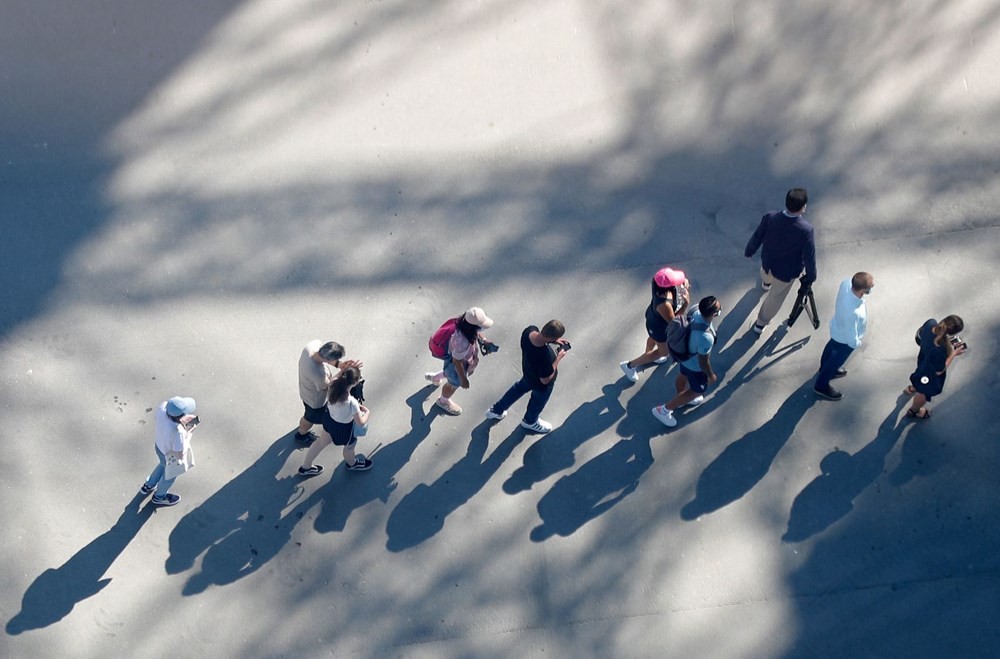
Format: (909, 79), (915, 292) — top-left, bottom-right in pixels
(541, 320), (565, 340)
(650, 278), (677, 300)
(318, 341), (345, 361)
(328, 366), (361, 404)
(455, 315), (480, 342)
(933, 315), (965, 355)
(785, 188), (808, 213)
(698, 295), (721, 317)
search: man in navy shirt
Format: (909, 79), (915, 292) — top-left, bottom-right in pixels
(745, 188), (817, 334)
(485, 320), (569, 434)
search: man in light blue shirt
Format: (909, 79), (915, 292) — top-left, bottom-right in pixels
(814, 272), (873, 400)
(653, 296), (722, 427)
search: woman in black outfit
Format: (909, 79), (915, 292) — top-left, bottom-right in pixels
(904, 315), (965, 419)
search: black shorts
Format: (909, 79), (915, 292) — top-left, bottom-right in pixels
(302, 402), (328, 425)
(322, 417), (357, 447)
(645, 305), (669, 343)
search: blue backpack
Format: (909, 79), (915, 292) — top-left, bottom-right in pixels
(666, 311), (710, 362)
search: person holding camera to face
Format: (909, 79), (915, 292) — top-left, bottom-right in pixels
(620, 266), (691, 383)
(298, 366), (372, 475)
(425, 307), (496, 416)
(140, 396), (199, 507)
(296, 340), (362, 442)
(904, 315), (967, 419)
(485, 320), (569, 434)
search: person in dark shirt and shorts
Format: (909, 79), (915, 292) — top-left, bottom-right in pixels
(744, 188), (817, 334)
(485, 320), (569, 434)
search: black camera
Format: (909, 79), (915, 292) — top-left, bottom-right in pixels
(950, 336), (968, 352)
(478, 338), (500, 356)
(556, 341), (572, 352)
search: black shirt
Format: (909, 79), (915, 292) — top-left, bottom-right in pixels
(521, 326), (556, 388)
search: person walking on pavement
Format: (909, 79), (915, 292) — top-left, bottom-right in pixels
(652, 297), (722, 428)
(485, 320), (570, 434)
(745, 188), (817, 334)
(296, 340), (361, 442)
(904, 315), (966, 420)
(814, 272), (874, 400)
(425, 307), (495, 416)
(620, 266), (690, 382)
(299, 366), (373, 475)
(141, 396), (199, 507)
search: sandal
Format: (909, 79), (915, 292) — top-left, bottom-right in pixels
(906, 407), (931, 420)
(903, 385), (916, 396)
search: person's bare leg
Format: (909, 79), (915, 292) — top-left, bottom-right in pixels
(302, 430), (332, 468)
(909, 392), (929, 416)
(297, 417), (313, 435)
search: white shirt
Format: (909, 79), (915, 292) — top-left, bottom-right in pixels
(298, 340), (335, 409)
(829, 278), (868, 349)
(154, 402), (192, 454)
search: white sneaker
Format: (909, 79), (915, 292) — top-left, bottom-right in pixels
(620, 361), (639, 382)
(752, 322), (765, 335)
(519, 418), (552, 433)
(652, 405), (677, 427)
(485, 407), (507, 421)
(685, 395), (705, 408)
(424, 372), (444, 386)
(653, 356), (670, 364)
(761, 281), (771, 292)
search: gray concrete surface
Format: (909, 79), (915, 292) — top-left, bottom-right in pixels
(2, 0), (998, 657)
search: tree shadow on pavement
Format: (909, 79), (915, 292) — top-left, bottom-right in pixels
(681, 378), (819, 520)
(6, 493), (154, 634)
(385, 419), (524, 552)
(164, 433), (301, 594)
(502, 383), (626, 495)
(527, 369), (673, 541)
(311, 386), (436, 535)
(783, 398), (909, 543)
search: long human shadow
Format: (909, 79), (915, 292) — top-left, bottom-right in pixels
(527, 366), (672, 541)
(310, 386), (436, 534)
(6, 493), (154, 634)
(783, 400), (909, 542)
(385, 420), (525, 552)
(681, 378), (819, 520)
(164, 432), (301, 594)
(502, 383), (626, 494)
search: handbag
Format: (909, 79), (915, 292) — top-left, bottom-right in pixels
(353, 420), (369, 437)
(164, 446), (195, 480)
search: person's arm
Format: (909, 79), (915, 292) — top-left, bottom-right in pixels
(943, 345), (966, 371)
(539, 344), (568, 385)
(745, 215), (768, 257)
(655, 300), (677, 322)
(453, 357), (470, 388)
(801, 229), (817, 285)
(698, 353), (717, 383)
(354, 404), (370, 425)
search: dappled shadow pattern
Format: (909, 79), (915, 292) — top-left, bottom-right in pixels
(784, 400), (908, 542)
(312, 387), (435, 535)
(681, 378), (818, 520)
(165, 433), (300, 594)
(386, 420), (524, 552)
(6, 494), (153, 634)
(503, 383), (626, 495)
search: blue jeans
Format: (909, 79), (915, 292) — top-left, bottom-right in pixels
(815, 338), (854, 390)
(491, 378), (552, 424)
(145, 446), (177, 497)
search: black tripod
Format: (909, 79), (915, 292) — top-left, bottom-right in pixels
(787, 283), (820, 329)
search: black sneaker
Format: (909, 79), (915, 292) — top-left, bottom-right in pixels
(345, 455), (373, 472)
(295, 431), (317, 443)
(832, 368), (848, 379)
(298, 465), (324, 477)
(151, 493), (181, 506)
(140, 483), (155, 495)
(814, 385), (843, 401)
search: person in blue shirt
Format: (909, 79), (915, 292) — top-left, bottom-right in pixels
(745, 188), (817, 334)
(814, 272), (873, 400)
(652, 296), (721, 428)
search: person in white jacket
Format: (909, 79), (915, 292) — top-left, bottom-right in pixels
(141, 396), (198, 506)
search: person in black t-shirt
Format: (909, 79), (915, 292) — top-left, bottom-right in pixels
(485, 320), (569, 434)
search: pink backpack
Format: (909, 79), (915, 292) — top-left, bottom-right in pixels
(428, 318), (458, 358)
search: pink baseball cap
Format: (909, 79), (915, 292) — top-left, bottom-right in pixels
(653, 267), (686, 287)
